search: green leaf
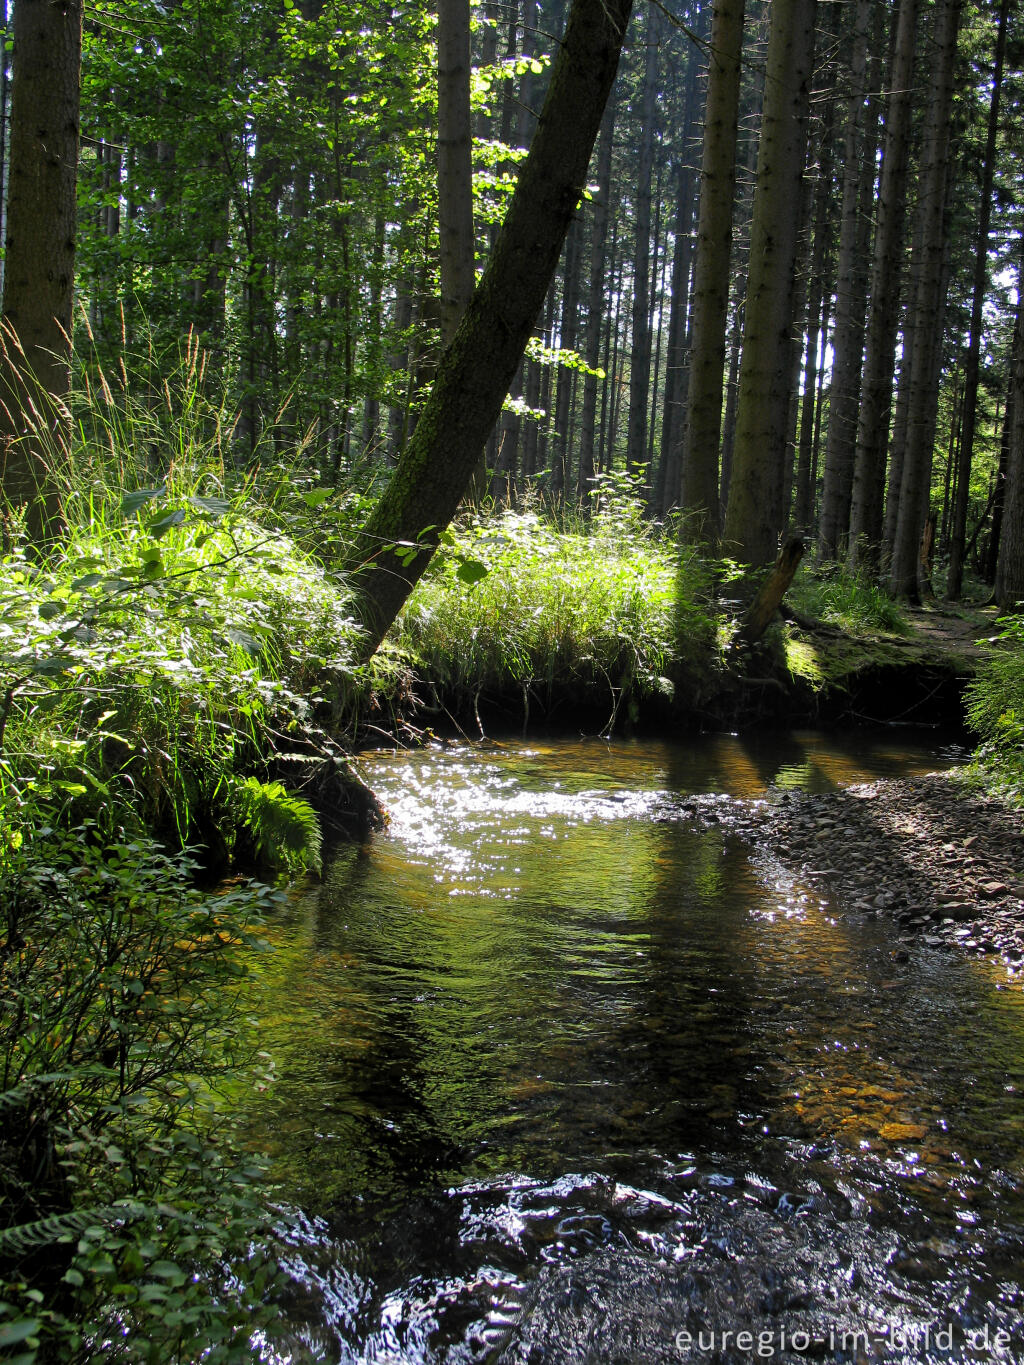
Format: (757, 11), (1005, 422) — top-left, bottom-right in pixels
(121, 487), (166, 515)
(191, 496), (231, 517)
(225, 627), (263, 655)
(456, 559), (489, 585)
(301, 488), (334, 508)
(0, 1319), (40, 1349)
(148, 509), (187, 540)
(149, 1260), (187, 1286)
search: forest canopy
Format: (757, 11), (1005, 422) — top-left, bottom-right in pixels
(0, 0), (1021, 622)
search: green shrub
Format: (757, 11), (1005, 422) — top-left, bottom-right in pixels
(1, 826), (283, 1362)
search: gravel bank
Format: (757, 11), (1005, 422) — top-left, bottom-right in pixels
(693, 772), (1024, 967)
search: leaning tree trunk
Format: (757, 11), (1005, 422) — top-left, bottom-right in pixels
(945, 0), (1010, 599)
(722, 0), (816, 570)
(889, 0), (962, 600)
(678, 0), (745, 547)
(0, 0), (84, 547)
(847, 0), (918, 570)
(344, 0), (635, 655)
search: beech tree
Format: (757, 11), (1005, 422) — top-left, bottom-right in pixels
(343, 0), (635, 653)
(0, 0), (84, 544)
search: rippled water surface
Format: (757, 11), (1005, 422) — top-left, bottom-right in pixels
(247, 732), (1024, 1363)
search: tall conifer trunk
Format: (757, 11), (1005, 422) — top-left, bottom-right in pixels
(678, 0), (745, 546)
(946, 0), (1010, 599)
(995, 258), (1024, 610)
(0, 0), (84, 545)
(816, 0), (872, 559)
(625, 12), (659, 475)
(722, 0), (816, 569)
(847, 0), (917, 569)
(889, 0), (962, 599)
(577, 97), (616, 500)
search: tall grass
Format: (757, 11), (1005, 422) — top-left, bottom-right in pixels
(789, 562), (909, 635)
(965, 614), (1024, 803)
(396, 485), (722, 729)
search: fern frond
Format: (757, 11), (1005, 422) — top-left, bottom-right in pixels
(228, 777), (322, 874)
(0, 1203), (139, 1257)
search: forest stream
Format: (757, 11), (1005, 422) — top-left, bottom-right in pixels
(244, 732), (1024, 1364)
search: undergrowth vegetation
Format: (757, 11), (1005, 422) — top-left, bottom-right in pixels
(966, 614), (1024, 803)
(789, 562), (909, 635)
(396, 485), (721, 731)
(0, 339), (372, 1362)
(1, 836), (282, 1363)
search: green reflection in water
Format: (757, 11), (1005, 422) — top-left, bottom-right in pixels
(243, 732), (1024, 1241)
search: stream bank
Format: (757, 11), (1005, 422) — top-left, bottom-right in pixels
(390, 603), (996, 745)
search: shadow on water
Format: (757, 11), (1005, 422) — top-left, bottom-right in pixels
(245, 730), (1024, 1364)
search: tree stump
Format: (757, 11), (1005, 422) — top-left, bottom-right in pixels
(740, 535), (805, 643)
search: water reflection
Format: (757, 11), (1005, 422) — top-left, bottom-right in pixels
(245, 731), (1024, 1364)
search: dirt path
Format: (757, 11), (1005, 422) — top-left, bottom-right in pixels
(900, 601), (1001, 663)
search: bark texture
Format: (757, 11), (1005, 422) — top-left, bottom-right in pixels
(815, 0), (871, 559)
(0, 0), (84, 545)
(888, 0), (962, 599)
(438, 0), (475, 347)
(722, 0), (816, 569)
(945, 0), (1009, 599)
(995, 258), (1024, 611)
(846, 0), (918, 568)
(678, 0), (745, 547)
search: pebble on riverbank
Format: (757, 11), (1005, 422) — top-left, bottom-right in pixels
(716, 772), (1024, 969)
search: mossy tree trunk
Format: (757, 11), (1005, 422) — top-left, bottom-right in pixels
(344, 0), (635, 656)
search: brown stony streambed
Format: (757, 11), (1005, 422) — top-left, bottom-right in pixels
(697, 771), (1024, 966)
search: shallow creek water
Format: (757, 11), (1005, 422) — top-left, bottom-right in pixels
(248, 731), (1024, 1364)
